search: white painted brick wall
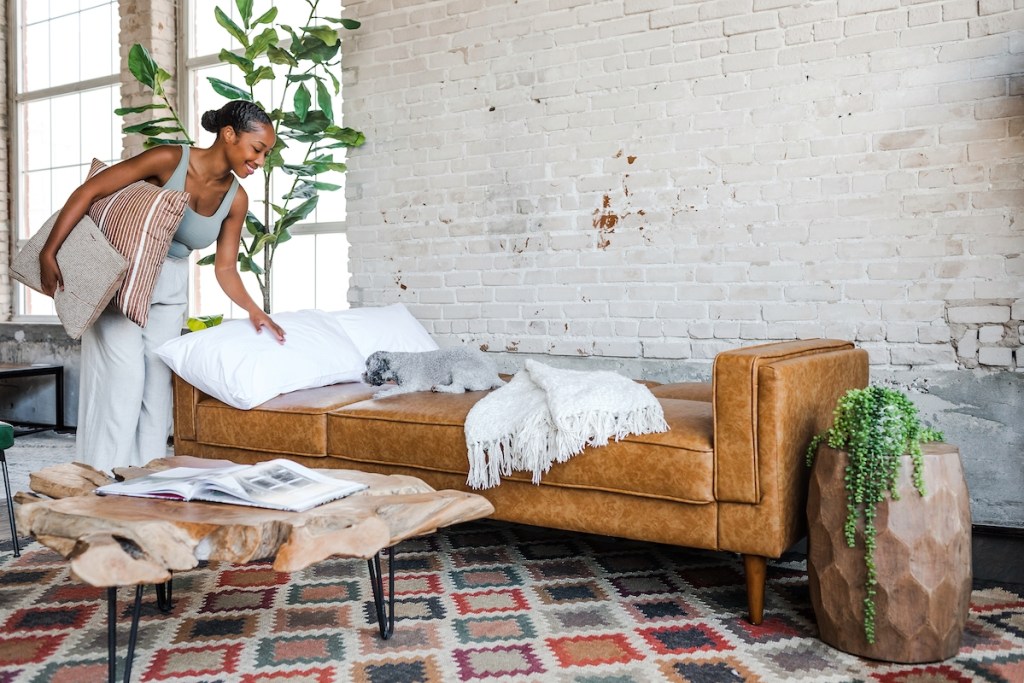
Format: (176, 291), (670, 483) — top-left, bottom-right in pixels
(119, 0), (178, 160)
(341, 0), (1023, 370)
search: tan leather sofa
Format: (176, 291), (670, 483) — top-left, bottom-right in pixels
(173, 338), (867, 624)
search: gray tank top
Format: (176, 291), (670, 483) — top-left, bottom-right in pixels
(163, 145), (239, 259)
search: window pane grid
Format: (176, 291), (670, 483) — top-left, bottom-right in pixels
(185, 0), (352, 316)
(14, 0), (120, 318)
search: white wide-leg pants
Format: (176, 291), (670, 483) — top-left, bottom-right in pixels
(76, 257), (189, 472)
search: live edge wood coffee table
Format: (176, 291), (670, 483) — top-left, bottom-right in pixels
(15, 457), (494, 683)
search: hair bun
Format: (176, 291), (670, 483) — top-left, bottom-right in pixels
(200, 110), (220, 133)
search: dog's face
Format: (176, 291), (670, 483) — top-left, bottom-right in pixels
(363, 351), (394, 386)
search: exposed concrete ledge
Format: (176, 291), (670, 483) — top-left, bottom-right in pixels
(0, 322), (81, 428)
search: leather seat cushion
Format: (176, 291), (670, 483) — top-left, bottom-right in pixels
(326, 392), (714, 503)
(195, 383), (377, 456)
(650, 382), (712, 402)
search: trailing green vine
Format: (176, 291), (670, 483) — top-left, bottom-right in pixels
(806, 386), (943, 644)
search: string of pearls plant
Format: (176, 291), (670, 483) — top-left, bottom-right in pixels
(806, 385), (943, 644)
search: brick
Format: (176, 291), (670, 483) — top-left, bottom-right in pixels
(978, 346), (1014, 366)
(948, 306), (1011, 323)
(724, 12), (778, 35)
(839, 0), (899, 15)
(1012, 299), (1024, 319)
(979, 325), (1006, 343)
(874, 128), (934, 151)
(969, 13), (1020, 36)
(889, 344), (958, 366)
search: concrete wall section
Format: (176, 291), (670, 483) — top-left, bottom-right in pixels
(0, 323), (81, 428)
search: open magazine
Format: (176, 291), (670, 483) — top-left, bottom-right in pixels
(95, 459), (368, 512)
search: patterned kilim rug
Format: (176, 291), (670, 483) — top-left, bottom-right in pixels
(1, 520), (1022, 682)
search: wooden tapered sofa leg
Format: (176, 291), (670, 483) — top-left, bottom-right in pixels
(743, 554), (767, 625)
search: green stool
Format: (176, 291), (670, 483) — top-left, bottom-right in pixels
(0, 422), (18, 557)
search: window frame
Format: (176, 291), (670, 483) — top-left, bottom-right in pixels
(7, 0), (122, 321)
(178, 0), (348, 238)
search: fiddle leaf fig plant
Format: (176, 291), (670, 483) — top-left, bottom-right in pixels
(115, 0), (365, 313)
(806, 385), (943, 645)
(115, 44), (194, 149)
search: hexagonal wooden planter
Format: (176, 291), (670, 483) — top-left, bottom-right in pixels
(807, 442), (972, 663)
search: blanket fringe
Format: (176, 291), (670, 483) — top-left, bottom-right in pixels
(464, 361), (669, 489)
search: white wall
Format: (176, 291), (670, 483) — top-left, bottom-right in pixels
(341, 0), (1024, 371)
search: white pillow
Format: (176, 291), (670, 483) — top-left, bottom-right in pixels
(155, 309), (365, 410)
(328, 303), (438, 359)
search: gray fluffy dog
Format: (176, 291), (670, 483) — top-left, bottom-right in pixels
(363, 347), (505, 398)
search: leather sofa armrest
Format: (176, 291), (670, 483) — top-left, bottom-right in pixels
(712, 339), (868, 504)
(172, 373), (199, 442)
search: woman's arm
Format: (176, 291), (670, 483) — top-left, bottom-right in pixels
(213, 186), (286, 343)
(39, 145), (182, 296)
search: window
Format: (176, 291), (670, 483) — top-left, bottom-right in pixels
(11, 0), (122, 317)
(183, 1), (350, 316)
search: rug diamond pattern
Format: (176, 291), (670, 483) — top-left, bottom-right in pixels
(1, 520), (1021, 682)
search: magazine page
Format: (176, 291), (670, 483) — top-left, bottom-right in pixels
(95, 465), (248, 500)
(195, 459), (369, 512)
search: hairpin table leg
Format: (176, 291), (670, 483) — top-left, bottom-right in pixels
(107, 585), (145, 683)
(367, 546), (395, 639)
(155, 578), (173, 613)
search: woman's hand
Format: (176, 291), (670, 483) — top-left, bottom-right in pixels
(39, 251), (64, 296)
(250, 309), (286, 343)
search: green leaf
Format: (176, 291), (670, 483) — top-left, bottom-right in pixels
(187, 314), (224, 331)
(237, 253), (263, 274)
(235, 0), (253, 28)
(315, 78), (334, 123)
(284, 181), (318, 200)
(215, 7), (249, 47)
(280, 110), (331, 134)
(325, 126), (366, 147)
(282, 196), (319, 224)
(294, 83), (311, 122)
(207, 77), (252, 101)
(303, 25), (340, 46)
(278, 24), (301, 47)
(293, 34), (339, 63)
(114, 103), (167, 115)
(127, 44), (160, 89)
(253, 6), (278, 25)
(123, 123), (186, 136)
(144, 137), (194, 148)
(244, 212), (265, 236)
(321, 17), (361, 30)
(267, 45), (299, 67)
(251, 233), (277, 255)
(244, 65), (275, 87)
(196, 254), (217, 266)
(285, 74), (314, 82)
(276, 228), (292, 245)
(325, 68), (340, 94)
(218, 48), (254, 72)
(313, 181), (343, 191)
(245, 27), (278, 60)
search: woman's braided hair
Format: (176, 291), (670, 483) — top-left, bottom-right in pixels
(200, 100), (271, 136)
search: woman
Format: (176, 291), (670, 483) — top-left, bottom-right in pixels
(40, 100), (286, 472)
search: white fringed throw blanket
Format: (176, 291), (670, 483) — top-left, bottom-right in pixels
(464, 360), (670, 489)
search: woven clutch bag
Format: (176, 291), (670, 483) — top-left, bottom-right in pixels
(10, 211), (129, 339)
